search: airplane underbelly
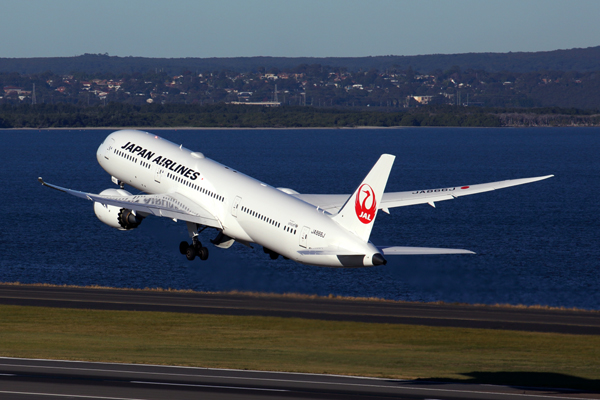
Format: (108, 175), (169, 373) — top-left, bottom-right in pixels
(222, 220), (253, 243)
(242, 221), (290, 251)
(296, 254), (367, 268)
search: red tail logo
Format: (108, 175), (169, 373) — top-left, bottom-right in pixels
(355, 184), (376, 224)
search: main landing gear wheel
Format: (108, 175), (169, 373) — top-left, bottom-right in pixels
(199, 246), (209, 261)
(186, 245), (197, 261)
(179, 241), (189, 255)
(181, 241), (209, 261)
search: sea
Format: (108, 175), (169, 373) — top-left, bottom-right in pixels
(1, 127), (599, 309)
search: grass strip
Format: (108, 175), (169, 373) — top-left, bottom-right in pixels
(0, 304), (598, 390)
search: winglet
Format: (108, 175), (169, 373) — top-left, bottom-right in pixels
(38, 177), (63, 192)
(332, 154), (395, 242)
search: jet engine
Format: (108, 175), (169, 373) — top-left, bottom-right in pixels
(93, 188), (145, 230)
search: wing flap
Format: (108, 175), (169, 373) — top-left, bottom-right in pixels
(380, 193), (456, 208)
(39, 178), (222, 228)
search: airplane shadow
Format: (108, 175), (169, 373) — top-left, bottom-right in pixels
(405, 371), (600, 393)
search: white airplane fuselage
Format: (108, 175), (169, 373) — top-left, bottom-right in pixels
(97, 130), (381, 267)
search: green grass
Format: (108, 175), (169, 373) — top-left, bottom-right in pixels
(0, 304), (599, 390)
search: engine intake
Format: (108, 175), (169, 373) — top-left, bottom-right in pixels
(117, 208), (143, 230)
(93, 188), (145, 230)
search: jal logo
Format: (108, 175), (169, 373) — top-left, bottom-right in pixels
(355, 184), (376, 224)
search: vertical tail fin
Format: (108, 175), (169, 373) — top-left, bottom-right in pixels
(332, 154), (395, 242)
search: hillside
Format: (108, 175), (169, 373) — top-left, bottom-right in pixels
(1, 46), (600, 75)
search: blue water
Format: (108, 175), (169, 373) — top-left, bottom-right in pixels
(1, 127), (599, 309)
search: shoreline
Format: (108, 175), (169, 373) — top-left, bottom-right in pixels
(2, 125), (596, 130)
(1, 126), (409, 130)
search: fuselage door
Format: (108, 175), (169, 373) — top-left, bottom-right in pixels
(299, 226), (310, 248)
(104, 138), (115, 160)
(154, 164), (162, 183)
(232, 196), (242, 217)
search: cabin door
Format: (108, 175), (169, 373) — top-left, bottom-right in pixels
(299, 226), (310, 248)
(153, 164), (162, 183)
(231, 196), (242, 217)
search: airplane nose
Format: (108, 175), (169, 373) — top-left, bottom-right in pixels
(372, 253), (387, 266)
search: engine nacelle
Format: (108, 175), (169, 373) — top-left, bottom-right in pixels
(93, 188), (145, 230)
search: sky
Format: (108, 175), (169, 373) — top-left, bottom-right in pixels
(2, 0), (599, 58)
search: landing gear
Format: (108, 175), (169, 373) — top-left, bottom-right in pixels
(181, 239), (209, 261)
(179, 241), (189, 255)
(199, 246), (209, 261)
(186, 245), (197, 261)
(181, 223), (209, 261)
(263, 246), (279, 260)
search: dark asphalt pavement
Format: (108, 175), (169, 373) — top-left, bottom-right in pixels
(1, 357), (598, 400)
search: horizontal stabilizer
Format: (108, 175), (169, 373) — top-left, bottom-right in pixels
(377, 246), (475, 255)
(297, 247), (363, 256)
(299, 245), (475, 256)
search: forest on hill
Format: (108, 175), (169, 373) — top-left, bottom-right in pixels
(1, 46), (600, 75)
(1, 103), (598, 129)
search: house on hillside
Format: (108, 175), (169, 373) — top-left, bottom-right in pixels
(411, 95), (434, 104)
(3, 86), (23, 95)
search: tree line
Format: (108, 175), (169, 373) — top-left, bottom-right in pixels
(1, 103), (598, 129)
(2, 48), (600, 75)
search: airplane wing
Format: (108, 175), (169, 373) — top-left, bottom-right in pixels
(38, 178), (222, 228)
(290, 175), (554, 214)
(290, 194), (349, 213)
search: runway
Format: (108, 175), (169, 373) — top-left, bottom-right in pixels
(0, 284), (599, 335)
(1, 285), (600, 399)
(0, 357), (598, 400)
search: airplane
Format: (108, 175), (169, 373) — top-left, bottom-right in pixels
(39, 129), (553, 268)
